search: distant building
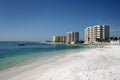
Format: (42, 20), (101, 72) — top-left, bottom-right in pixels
(60, 36), (66, 43)
(85, 25), (110, 44)
(53, 36), (60, 42)
(53, 36), (66, 43)
(66, 32), (79, 44)
(85, 27), (93, 43)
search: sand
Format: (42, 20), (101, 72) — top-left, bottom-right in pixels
(0, 45), (120, 80)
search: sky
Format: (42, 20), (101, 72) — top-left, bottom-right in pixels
(0, 0), (120, 41)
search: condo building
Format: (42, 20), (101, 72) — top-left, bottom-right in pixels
(66, 32), (79, 44)
(85, 27), (93, 43)
(53, 36), (66, 43)
(85, 25), (110, 44)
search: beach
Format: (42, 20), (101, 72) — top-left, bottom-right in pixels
(0, 45), (120, 80)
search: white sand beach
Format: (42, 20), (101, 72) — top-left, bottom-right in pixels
(0, 45), (120, 80)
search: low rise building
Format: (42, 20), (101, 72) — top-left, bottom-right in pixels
(53, 36), (66, 43)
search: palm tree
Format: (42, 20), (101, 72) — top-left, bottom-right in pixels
(104, 38), (109, 44)
(113, 37), (119, 45)
(96, 38), (100, 42)
(119, 37), (120, 45)
(110, 37), (113, 41)
(119, 37), (120, 41)
(110, 36), (116, 44)
(114, 37), (118, 41)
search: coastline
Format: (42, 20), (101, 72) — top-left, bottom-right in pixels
(0, 45), (120, 80)
(0, 42), (86, 71)
(0, 47), (87, 80)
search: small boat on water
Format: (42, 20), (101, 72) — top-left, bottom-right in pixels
(19, 42), (25, 46)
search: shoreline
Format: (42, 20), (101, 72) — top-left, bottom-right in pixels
(0, 47), (88, 80)
(0, 44), (87, 71)
(0, 45), (120, 80)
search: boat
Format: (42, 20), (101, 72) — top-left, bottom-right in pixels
(19, 42), (25, 46)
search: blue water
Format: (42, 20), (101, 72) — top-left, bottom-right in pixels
(0, 41), (86, 71)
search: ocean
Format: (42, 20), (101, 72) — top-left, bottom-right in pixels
(0, 41), (86, 71)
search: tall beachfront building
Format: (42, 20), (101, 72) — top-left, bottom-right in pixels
(66, 32), (79, 44)
(85, 25), (110, 44)
(85, 27), (93, 43)
(53, 36), (66, 43)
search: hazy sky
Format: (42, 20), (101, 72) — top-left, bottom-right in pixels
(0, 0), (120, 41)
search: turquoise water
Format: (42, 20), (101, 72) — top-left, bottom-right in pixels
(0, 41), (86, 71)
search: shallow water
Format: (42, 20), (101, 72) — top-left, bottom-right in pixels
(0, 41), (86, 71)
